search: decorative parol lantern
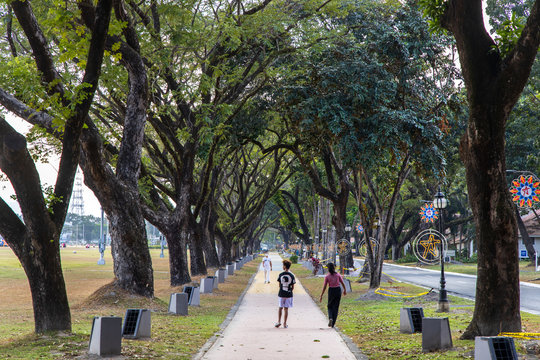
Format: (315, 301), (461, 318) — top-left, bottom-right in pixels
(510, 175), (540, 208)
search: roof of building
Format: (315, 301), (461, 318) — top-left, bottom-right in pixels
(522, 211), (540, 238)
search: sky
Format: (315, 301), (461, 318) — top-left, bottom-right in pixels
(1, 114), (103, 217)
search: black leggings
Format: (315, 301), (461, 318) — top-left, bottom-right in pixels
(327, 286), (342, 323)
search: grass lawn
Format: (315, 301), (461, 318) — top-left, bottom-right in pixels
(292, 263), (540, 359)
(0, 246), (258, 359)
(2, 247), (540, 359)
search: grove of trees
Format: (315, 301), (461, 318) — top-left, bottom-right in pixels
(0, 0), (538, 340)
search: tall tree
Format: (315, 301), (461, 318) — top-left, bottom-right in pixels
(420, 0), (540, 338)
(1, 0), (155, 298)
(278, 0), (456, 281)
(129, 0), (337, 284)
(0, 0), (112, 332)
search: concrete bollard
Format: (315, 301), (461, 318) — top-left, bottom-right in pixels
(422, 317), (452, 352)
(216, 269), (226, 283)
(400, 308), (424, 334)
(122, 309), (151, 339)
(341, 278), (352, 293)
(210, 275), (219, 289)
(168, 293), (189, 315)
(474, 336), (518, 360)
(200, 277), (214, 294)
(182, 286), (200, 306)
(88, 316), (122, 356)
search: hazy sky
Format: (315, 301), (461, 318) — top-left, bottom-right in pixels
(1, 114), (102, 217)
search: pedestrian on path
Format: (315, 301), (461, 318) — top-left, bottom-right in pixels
(275, 259), (295, 328)
(262, 254), (272, 283)
(319, 262), (346, 327)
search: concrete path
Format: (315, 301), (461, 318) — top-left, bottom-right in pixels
(196, 253), (361, 360)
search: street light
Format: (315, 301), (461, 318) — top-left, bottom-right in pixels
(433, 187), (449, 312)
(344, 224), (352, 274)
(345, 224), (352, 236)
(97, 208), (106, 265)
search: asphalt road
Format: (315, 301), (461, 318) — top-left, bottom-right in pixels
(355, 260), (540, 315)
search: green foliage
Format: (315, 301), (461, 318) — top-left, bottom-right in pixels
(493, 12), (525, 57)
(289, 254), (298, 264)
(418, 0), (447, 34)
(395, 252), (419, 263)
(276, 0), (457, 177)
(42, 185), (63, 214)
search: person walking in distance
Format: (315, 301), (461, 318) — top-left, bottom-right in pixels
(262, 254), (272, 283)
(275, 259), (295, 328)
(319, 262), (347, 327)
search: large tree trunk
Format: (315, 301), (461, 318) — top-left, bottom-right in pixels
(0, 0), (112, 332)
(202, 230), (221, 268)
(332, 200), (354, 273)
(107, 188), (154, 296)
(460, 110), (521, 338)
(24, 247), (71, 333)
(199, 202), (221, 267)
(189, 229), (207, 276)
(165, 227), (191, 286)
(217, 229), (233, 264)
(439, 0), (540, 338)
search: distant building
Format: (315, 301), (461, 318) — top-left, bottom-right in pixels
(518, 211), (540, 259)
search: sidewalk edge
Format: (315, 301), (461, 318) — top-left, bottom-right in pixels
(192, 270), (258, 360)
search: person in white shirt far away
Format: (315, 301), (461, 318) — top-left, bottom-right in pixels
(262, 254), (272, 283)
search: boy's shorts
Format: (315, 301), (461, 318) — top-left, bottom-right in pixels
(278, 297), (293, 308)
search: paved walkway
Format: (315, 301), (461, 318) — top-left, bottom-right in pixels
(195, 253), (362, 360)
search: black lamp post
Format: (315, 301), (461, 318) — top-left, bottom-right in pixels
(344, 224), (352, 274)
(433, 187), (449, 312)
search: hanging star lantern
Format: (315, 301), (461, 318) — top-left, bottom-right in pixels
(510, 175), (540, 208)
(356, 224), (364, 233)
(419, 203), (439, 223)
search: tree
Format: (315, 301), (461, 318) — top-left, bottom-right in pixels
(1, 0), (155, 298)
(278, 0), (457, 283)
(215, 142), (293, 261)
(420, 0), (540, 338)
(127, 0), (338, 284)
(0, 0), (112, 332)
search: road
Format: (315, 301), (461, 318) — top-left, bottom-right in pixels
(355, 260), (540, 315)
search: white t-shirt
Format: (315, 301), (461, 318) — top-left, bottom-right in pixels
(262, 257), (271, 269)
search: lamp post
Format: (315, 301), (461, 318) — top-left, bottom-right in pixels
(322, 229), (327, 260)
(97, 208), (106, 265)
(160, 234), (165, 258)
(344, 224), (352, 274)
(433, 187), (449, 312)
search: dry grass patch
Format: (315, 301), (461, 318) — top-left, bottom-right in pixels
(0, 246), (259, 359)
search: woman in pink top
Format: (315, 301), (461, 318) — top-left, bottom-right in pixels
(319, 262), (347, 327)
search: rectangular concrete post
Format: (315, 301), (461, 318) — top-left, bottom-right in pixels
(200, 277), (214, 293)
(168, 293), (188, 315)
(474, 336), (518, 360)
(422, 317), (452, 352)
(88, 316), (122, 356)
(122, 309), (151, 339)
(216, 269), (226, 283)
(400, 308), (424, 334)
(340, 278), (352, 293)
